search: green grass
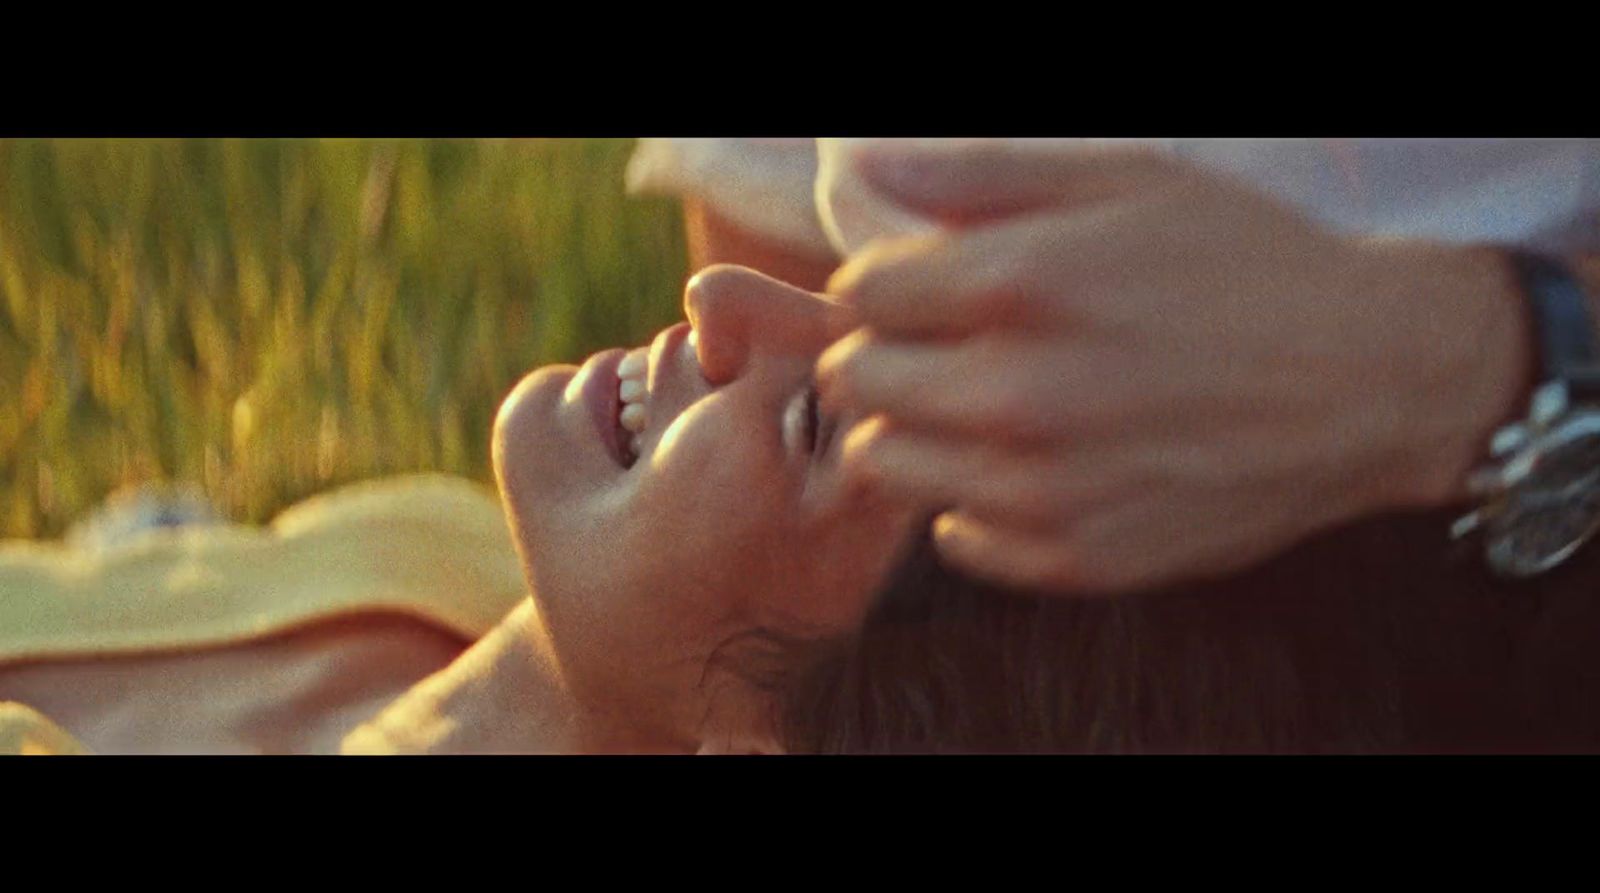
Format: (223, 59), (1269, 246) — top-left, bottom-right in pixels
(0, 138), (689, 538)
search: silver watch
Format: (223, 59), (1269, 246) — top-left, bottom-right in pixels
(1451, 252), (1600, 577)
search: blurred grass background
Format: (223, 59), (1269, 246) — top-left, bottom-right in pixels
(0, 138), (689, 539)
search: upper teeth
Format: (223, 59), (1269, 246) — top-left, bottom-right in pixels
(618, 349), (650, 459)
(620, 403), (647, 433)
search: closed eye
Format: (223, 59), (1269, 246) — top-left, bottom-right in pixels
(804, 385), (838, 460)
(784, 385), (839, 465)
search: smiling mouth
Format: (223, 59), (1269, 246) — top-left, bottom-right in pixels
(578, 350), (631, 470)
(585, 326), (688, 471)
(615, 414), (638, 468)
(615, 347), (649, 468)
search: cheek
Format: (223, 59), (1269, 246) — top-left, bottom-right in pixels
(627, 408), (798, 596)
(493, 369), (633, 620)
(630, 404), (919, 634)
(790, 501), (920, 631)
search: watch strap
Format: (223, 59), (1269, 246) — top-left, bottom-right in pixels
(1510, 250), (1600, 402)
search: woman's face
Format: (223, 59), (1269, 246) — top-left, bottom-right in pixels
(492, 265), (917, 751)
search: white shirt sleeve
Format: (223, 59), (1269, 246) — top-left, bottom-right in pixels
(625, 138), (836, 256)
(629, 138), (1600, 261)
(813, 138), (1169, 256)
(1173, 138), (1600, 253)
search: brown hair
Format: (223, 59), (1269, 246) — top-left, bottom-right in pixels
(764, 507), (1600, 753)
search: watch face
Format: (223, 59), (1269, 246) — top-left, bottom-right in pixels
(1488, 413), (1600, 576)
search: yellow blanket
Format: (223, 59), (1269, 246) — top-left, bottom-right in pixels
(0, 702), (89, 755)
(0, 475), (528, 754)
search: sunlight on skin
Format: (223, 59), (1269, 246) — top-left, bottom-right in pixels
(649, 402), (713, 473)
(462, 266), (920, 750)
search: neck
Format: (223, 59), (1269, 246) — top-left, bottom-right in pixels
(341, 598), (592, 754)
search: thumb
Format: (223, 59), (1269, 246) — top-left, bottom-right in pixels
(853, 140), (1174, 226)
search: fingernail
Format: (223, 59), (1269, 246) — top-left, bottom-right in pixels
(825, 258), (864, 302)
(815, 370), (843, 419)
(838, 419), (884, 485)
(814, 338), (858, 413)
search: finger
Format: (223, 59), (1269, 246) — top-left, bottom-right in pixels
(936, 483), (1301, 597)
(1062, 484), (1316, 590)
(930, 509), (1173, 596)
(836, 418), (1133, 526)
(825, 229), (1040, 339)
(817, 329), (1146, 443)
(817, 330), (1038, 441)
(929, 511), (1098, 595)
(853, 140), (1178, 226)
(826, 202), (1146, 340)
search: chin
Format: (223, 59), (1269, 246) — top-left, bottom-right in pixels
(493, 366), (578, 512)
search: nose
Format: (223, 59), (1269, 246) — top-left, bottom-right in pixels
(684, 265), (854, 386)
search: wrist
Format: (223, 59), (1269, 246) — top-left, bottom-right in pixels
(1371, 241), (1534, 511)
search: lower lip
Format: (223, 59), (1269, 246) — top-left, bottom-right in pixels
(578, 349), (627, 468)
